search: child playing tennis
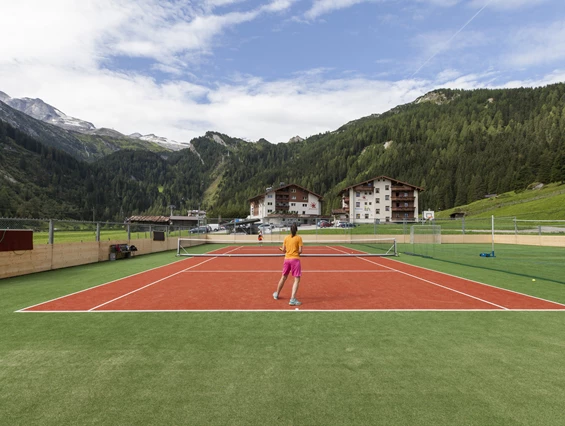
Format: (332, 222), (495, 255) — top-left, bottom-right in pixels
(273, 223), (303, 306)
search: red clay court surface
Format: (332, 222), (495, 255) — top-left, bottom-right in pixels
(17, 244), (565, 312)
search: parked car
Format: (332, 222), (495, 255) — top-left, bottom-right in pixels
(317, 220), (331, 228)
(258, 223), (274, 230)
(190, 226), (210, 234)
(340, 222), (356, 228)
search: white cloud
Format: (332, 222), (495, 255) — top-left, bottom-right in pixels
(468, 0), (550, 10)
(505, 21), (565, 67)
(304, 0), (375, 20)
(0, 0), (563, 146)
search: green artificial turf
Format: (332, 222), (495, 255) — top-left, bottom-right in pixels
(1, 250), (565, 425)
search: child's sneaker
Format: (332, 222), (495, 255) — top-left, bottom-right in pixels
(273, 292), (279, 300)
(289, 298), (301, 306)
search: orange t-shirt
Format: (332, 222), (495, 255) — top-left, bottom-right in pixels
(283, 235), (303, 259)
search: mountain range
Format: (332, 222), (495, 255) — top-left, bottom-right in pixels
(1, 83), (564, 221)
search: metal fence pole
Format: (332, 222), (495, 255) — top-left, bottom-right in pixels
(96, 223), (100, 242)
(462, 216), (465, 235)
(48, 219), (54, 245)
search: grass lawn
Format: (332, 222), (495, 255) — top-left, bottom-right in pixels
(1, 249), (565, 425)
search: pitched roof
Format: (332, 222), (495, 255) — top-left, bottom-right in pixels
(341, 175), (424, 192)
(249, 183), (323, 201)
(126, 215), (170, 223)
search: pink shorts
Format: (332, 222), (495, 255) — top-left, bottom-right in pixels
(282, 259), (302, 277)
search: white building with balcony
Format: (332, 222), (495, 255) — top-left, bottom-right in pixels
(249, 183), (323, 226)
(333, 176), (423, 224)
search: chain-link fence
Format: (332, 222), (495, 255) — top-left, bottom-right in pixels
(0, 218), (196, 244)
(2, 216), (564, 245)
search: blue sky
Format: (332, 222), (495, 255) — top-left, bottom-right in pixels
(1, 0), (564, 143)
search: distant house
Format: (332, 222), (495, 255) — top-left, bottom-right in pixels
(169, 215), (200, 228)
(248, 183), (324, 226)
(334, 176), (423, 224)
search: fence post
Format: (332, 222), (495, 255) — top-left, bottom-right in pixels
(48, 219), (54, 245)
(462, 217), (465, 235)
(96, 223), (100, 242)
(127, 224), (131, 241)
(514, 217), (517, 235)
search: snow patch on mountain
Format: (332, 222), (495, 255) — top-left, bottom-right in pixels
(0, 91), (95, 131)
(0, 90), (207, 157)
(130, 133), (202, 161)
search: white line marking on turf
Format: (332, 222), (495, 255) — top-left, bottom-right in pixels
(180, 270), (396, 273)
(87, 247), (242, 311)
(383, 256), (565, 308)
(15, 256), (198, 312)
(87, 258), (216, 311)
(328, 246), (510, 310)
(16, 308), (565, 313)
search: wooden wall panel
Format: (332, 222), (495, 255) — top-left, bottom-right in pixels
(0, 245), (52, 279)
(51, 242), (99, 269)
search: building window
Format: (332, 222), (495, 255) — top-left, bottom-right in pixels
(376, 209), (380, 214)
(404, 213), (409, 218)
(268, 209), (273, 213)
(404, 203), (409, 207)
(268, 202), (272, 205)
(291, 188), (296, 193)
(365, 214), (369, 219)
(375, 188), (380, 194)
(356, 202), (360, 207)
(291, 196), (296, 200)
(376, 198), (380, 203)
(364, 202), (368, 205)
(356, 192), (360, 197)
(267, 194), (273, 198)
(291, 203), (295, 206)
(356, 214), (360, 219)
(385, 206), (390, 211)
(385, 185), (389, 190)
(385, 195), (390, 201)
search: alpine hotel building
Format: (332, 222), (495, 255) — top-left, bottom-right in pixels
(249, 183), (323, 225)
(334, 176), (423, 224)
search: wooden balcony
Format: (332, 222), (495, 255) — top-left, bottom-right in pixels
(354, 185), (373, 191)
(391, 195), (415, 201)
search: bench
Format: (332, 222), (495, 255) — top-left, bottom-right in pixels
(109, 244), (137, 260)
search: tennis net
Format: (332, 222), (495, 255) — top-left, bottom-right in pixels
(177, 237), (397, 257)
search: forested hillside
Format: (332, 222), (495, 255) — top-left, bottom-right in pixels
(207, 84), (565, 216)
(2, 84), (565, 220)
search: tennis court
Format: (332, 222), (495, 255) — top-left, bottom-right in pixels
(18, 240), (565, 312)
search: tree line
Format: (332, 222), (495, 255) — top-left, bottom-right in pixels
(1, 84), (565, 220)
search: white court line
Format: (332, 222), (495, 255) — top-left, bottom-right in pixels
(383, 255), (565, 308)
(15, 256), (196, 312)
(16, 308), (565, 313)
(180, 270), (397, 273)
(86, 246), (243, 311)
(328, 246), (510, 310)
(87, 257), (217, 311)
